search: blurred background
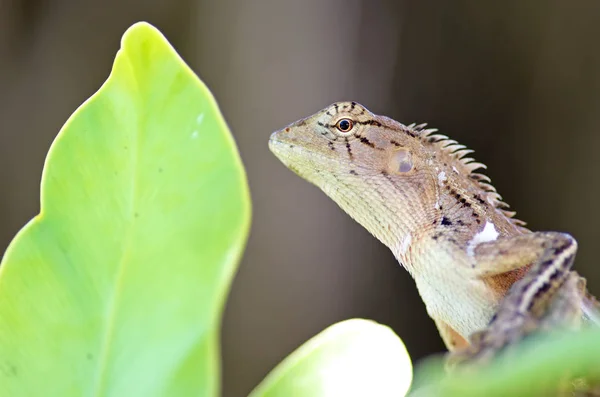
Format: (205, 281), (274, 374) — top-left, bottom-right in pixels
(1, 0), (600, 395)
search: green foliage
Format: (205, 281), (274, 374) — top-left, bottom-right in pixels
(249, 319), (412, 397)
(0, 22), (251, 396)
(410, 328), (600, 396)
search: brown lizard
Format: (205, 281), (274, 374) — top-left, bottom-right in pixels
(268, 101), (600, 367)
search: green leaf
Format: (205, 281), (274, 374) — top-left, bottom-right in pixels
(249, 319), (413, 397)
(410, 327), (600, 397)
(0, 22), (250, 397)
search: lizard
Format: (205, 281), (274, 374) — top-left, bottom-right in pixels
(268, 101), (600, 368)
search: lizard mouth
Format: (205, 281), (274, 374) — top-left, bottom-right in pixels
(268, 127), (295, 148)
(268, 132), (316, 178)
(267, 143), (296, 177)
(267, 132), (283, 152)
(268, 133), (293, 163)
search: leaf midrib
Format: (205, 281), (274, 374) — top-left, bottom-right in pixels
(91, 52), (142, 397)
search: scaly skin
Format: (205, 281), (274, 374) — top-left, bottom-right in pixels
(268, 101), (599, 364)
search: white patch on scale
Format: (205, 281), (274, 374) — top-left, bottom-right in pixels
(466, 221), (499, 257)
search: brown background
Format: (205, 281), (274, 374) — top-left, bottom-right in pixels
(1, 1), (600, 396)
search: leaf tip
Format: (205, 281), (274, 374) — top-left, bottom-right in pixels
(121, 21), (163, 45)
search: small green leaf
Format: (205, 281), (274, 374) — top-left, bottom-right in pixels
(249, 319), (413, 397)
(0, 22), (250, 397)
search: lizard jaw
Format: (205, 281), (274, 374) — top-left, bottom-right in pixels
(268, 136), (303, 176)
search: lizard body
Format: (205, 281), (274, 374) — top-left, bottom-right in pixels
(268, 101), (599, 363)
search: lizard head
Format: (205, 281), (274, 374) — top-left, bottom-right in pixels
(269, 101), (428, 181)
(268, 101), (442, 248)
(268, 101), (519, 250)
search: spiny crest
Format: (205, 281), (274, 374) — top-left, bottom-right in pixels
(406, 123), (528, 230)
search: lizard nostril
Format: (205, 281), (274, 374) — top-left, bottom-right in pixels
(285, 127), (290, 132)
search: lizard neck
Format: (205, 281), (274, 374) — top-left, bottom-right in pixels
(317, 170), (438, 271)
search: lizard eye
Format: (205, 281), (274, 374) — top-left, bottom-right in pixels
(335, 118), (353, 133)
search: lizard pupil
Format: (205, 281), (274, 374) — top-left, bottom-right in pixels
(336, 119), (353, 132)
